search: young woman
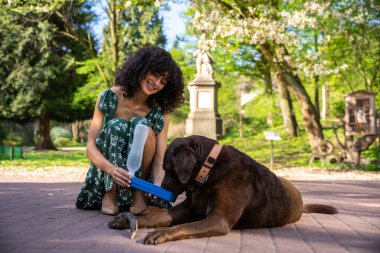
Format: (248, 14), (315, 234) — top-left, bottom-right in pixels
(76, 46), (184, 215)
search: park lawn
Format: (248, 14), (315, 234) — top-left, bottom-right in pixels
(0, 150), (89, 171)
(1, 126), (378, 172)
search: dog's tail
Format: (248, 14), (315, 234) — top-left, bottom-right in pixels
(303, 204), (338, 214)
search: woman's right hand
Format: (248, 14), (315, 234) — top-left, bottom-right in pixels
(110, 166), (131, 188)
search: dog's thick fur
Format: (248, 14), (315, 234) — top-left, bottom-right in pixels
(109, 135), (337, 244)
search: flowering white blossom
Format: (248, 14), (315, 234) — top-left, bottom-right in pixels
(191, 1), (373, 78)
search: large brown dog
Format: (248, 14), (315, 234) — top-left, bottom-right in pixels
(109, 135), (337, 244)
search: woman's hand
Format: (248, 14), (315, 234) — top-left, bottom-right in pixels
(110, 166), (131, 188)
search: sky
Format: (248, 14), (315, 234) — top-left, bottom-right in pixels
(92, 1), (188, 50)
(161, 1), (188, 49)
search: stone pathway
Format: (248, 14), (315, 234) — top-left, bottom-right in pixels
(0, 180), (379, 253)
(1, 166), (379, 183)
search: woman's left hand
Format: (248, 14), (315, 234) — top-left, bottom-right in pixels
(110, 166), (131, 188)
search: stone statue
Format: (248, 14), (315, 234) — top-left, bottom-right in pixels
(195, 32), (214, 79)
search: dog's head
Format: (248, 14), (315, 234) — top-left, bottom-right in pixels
(161, 135), (218, 196)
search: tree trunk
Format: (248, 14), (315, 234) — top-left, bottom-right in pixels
(21, 122), (36, 146)
(345, 135), (378, 165)
(276, 77), (299, 137)
(314, 75), (320, 116)
(71, 120), (85, 143)
(313, 34), (320, 117)
(36, 114), (56, 150)
(321, 84), (326, 120)
(279, 72), (324, 151)
(71, 122), (79, 143)
(334, 126), (378, 165)
(258, 44), (324, 151)
(261, 57), (298, 135)
(108, 0), (119, 77)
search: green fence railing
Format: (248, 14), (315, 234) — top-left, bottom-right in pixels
(0, 146), (23, 160)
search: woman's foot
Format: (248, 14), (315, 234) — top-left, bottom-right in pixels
(130, 189), (147, 215)
(102, 188), (119, 215)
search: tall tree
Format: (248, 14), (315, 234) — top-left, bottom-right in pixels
(0, 1), (94, 149)
(190, 0), (378, 151)
(74, 0), (167, 91)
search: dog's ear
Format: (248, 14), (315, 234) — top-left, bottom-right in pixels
(173, 146), (196, 184)
(190, 140), (203, 159)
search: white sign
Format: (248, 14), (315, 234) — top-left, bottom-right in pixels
(263, 131), (281, 141)
(198, 91), (211, 109)
(241, 90), (260, 107)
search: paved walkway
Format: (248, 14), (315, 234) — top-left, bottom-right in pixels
(0, 180), (379, 253)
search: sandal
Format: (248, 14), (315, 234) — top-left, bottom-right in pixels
(101, 205), (119, 216)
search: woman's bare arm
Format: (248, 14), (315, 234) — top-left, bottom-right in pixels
(151, 114), (169, 185)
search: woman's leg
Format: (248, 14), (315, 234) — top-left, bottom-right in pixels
(102, 187), (117, 213)
(130, 128), (156, 213)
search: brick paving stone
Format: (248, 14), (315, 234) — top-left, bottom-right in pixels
(0, 181), (379, 253)
(163, 237), (208, 253)
(240, 229), (277, 253)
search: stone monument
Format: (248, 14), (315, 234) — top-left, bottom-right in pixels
(185, 33), (222, 140)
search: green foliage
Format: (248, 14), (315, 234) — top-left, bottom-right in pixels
(331, 100), (345, 118)
(53, 137), (71, 147)
(2, 132), (22, 146)
(362, 143), (380, 160)
(1, 0), (68, 14)
(50, 127), (72, 141)
(363, 163), (380, 172)
(188, 0), (379, 143)
(0, 124), (6, 144)
(219, 128), (311, 168)
(0, 2), (94, 123)
(50, 126), (72, 147)
(75, 0), (168, 110)
(120, 2), (166, 54)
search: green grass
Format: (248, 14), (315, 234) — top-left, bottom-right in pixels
(220, 125), (380, 171)
(0, 150), (89, 170)
(219, 128), (311, 169)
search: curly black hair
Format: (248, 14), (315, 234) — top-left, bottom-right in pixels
(114, 45), (184, 113)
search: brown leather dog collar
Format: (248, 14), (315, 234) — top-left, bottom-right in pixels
(195, 144), (222, 184)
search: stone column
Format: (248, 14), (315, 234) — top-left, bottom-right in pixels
(185, 33), (222, 139)
(185, 78), (222, 140)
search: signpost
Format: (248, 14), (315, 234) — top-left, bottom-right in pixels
(263, 131), (281, 169)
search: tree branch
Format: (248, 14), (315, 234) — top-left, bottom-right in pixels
(54, 10), (110, 87)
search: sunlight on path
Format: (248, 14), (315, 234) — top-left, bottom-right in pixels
(0, 166), (379, 183)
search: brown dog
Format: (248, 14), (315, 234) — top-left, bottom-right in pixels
(109, 135), (337, 244)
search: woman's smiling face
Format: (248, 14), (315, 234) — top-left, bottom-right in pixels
(140, 72), (168, 96)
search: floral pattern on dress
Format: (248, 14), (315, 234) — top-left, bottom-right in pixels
(76, 88), (169, 211)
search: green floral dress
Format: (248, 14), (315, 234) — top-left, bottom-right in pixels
(76, 89), (169, 211)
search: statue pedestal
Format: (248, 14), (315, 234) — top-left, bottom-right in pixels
(185, 77), (222, 140)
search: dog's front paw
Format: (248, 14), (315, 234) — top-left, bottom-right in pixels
(108, 212), (131, 230)
(144, 228), (171, 245)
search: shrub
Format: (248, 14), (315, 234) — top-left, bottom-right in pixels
(53, 137), (71, 147)
(0, 124), (6, 144)
(50, 127), (72, 143)
(2, 132), (23, 146)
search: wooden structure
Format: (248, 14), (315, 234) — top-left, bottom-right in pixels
(344, 90), (378, 136)
(339, 91), (379, 165)
(311, 90), (379, 166)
